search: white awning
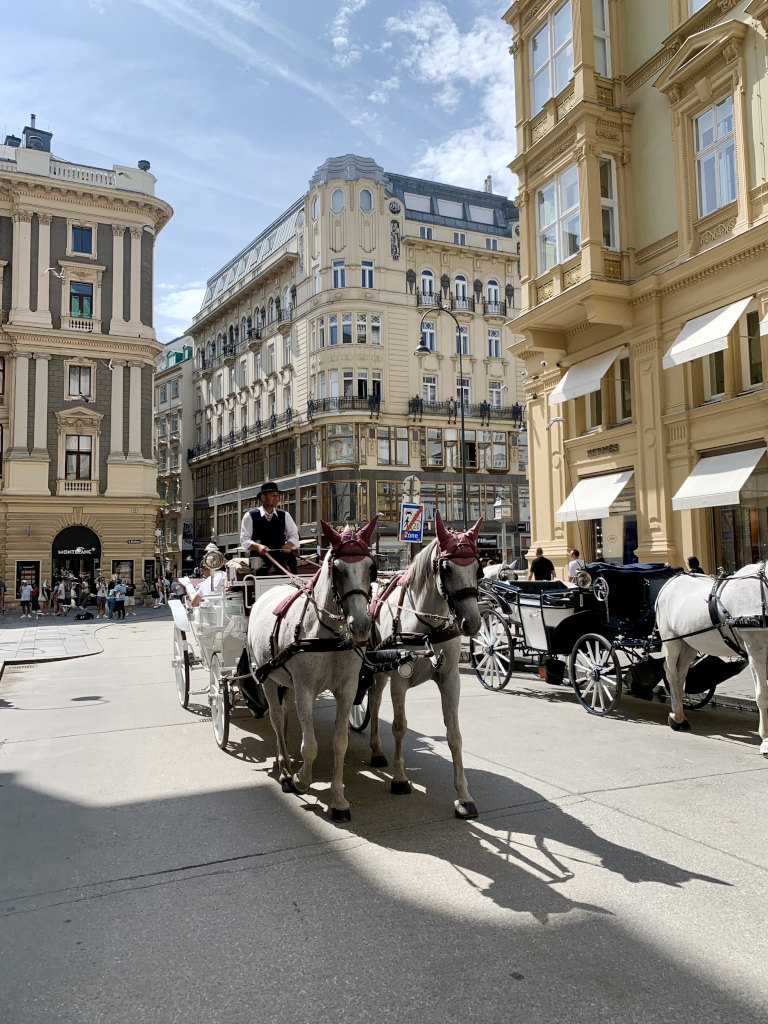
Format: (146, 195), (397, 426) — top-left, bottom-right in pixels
(662, 297), (752, 370)
(549, 347), (626, 406)
(760, 312), (768, 337)
(555, 470), (634, 523)
(671, 447), (766, 511)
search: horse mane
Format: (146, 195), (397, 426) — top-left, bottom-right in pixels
(407, 539), (438, 597)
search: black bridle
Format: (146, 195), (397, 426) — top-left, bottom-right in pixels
(330, 555), (377, 609)
(433, 551), (481, 619)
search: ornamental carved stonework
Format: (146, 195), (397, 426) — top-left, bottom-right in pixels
(603, 257), (622, 280)
(531, 117), (551, 144)
(596, 84), (614, 106)
(537, 281), (554, 303)
(563, 264), (581, 288)
(699, 216), (737, 246)
(556, 92), (575, 120)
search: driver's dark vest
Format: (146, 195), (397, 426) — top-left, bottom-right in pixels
(249, 508), (287, 549)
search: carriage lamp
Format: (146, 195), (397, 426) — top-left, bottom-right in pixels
(575, 569), (592, 589)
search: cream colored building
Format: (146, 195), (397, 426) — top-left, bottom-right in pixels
(504, 0), (768, 574)
(153, 336), (195, 575)
(188, 156), (527, 568)
(0, 118), (172, 598)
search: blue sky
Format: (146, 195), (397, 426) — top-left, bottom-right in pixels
(3, 0), (516, 341)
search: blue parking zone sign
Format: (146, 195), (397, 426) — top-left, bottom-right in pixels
(399, 503), (424, 543)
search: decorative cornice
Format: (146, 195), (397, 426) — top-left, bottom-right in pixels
(635, 232), (679, 266)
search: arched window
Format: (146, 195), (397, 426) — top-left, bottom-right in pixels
(487, 279), (499, 304)
(254, 307), (261, 330)
(216, 333), (224, 356)
(312, 194), (319, 220)
(284, 286), (291, 313)
(268, 297), (275, 323)
(420, 269), (434, 297)
(241, 316), (247, 340)
(455, 275), (467, 299)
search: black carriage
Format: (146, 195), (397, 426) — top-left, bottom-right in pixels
(470, 562), (743, 715)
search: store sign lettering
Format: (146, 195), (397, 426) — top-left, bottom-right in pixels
(587, 443), (620, 458)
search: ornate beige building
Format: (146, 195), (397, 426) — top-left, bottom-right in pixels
(188, 156), (527, 568)
(0, 118), (172, 597)
(505, 0), (768, 573)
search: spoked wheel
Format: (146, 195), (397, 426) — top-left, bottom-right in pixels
(469, 606), (514, 691)
(569, 633), (622, 715)
(209, 654), (230, 749)
(173, 627), (191, 709)
(682, 684), (717, 710)
(349, 692), (371, 733)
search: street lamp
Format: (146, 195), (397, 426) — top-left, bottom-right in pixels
(414, 297), (468, 529)
(154, 527), (165, 576)
(494, 494), (513, 563)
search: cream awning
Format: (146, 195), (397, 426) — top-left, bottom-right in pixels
(555, 470), (634, 523)
(671, 447), (766, 511)
(549, 347), (627, 406)
(662, 297), (752, 370)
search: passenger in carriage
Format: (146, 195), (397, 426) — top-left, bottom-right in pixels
(687, 555), (705, 575)
(239, 481), (299, 576)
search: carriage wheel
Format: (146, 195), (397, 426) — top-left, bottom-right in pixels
(469, 606), (514, 691)
(349, 692), (371, 733)
(209, 654), (230, 749)
(569, 633), (622, 715)
(173, 627), (191, 709)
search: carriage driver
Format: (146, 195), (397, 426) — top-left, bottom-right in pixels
(239, 481), (299, 575)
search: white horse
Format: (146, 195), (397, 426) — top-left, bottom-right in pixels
(366, 512), (484, 818)
(246, 517), (378, 820)
(656, 563), (768, 756)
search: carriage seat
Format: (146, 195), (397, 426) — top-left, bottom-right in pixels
(485, 579), (568, 597)
(587, 561), (674, 579)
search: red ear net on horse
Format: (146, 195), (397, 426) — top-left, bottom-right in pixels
(434, 510), (483, 565)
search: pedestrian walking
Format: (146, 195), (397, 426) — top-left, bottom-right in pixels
(55, 579), (66, 615)
(96, 578), (107, 617)
(528, 547), (556, 582)
(106, 579), (116, 619)
(19, 580), (32, 618)
(40, 579), (51, 613)
(31, 585), (43, 619)
(153, 578), (165, 608)
(567, 549), (586, 582)
(113, 580), (127, 619)
(124, 578), (136, 616)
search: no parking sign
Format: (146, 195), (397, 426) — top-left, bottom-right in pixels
(399, 503), (424, 543)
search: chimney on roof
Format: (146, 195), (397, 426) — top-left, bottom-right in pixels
(30, 114), (36, 128)
(484, 175), (492, 193)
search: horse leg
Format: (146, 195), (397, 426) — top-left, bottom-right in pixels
(438, 673), (478, 819)
(369, 673), (389, 768)
(663, 640), (697, 732)
(263, 678), (294, 786)
(742, 639), (768, 757)
(327, 686), (355, 822)
(388, 677), (412, 795)
(291, 684), (318, 795)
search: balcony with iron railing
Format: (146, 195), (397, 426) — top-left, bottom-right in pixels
(483, 300), (507, 317)
(187, 408), (295, 462)
(407, 397), (525, 427)
(450, 296), (475, 313)
(306, 395), (381, 420)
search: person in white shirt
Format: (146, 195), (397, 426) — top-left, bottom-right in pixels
(239, 481), (299, 574)
(567, 548), (587, 582)
(19, 581), (33, 618)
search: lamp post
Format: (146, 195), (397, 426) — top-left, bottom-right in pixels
(414, 297), (468, 529)
(154, 527), (165, 577)
(494, 495), (513, 563)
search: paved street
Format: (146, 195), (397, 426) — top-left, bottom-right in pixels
(1, 617), (767, 1024)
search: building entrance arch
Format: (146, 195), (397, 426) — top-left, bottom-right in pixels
(52, 525), (102, 581)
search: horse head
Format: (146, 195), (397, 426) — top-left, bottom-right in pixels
(321, 516), (379, 643)
(434, 511), (483, 636)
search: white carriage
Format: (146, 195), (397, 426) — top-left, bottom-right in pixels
(171, 567), (288, 748)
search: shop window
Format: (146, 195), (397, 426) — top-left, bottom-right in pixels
(537, 164), (579, 273)
(217, 502), (238, 535)
(376, 480), (404, 521)
(531, 0), (573, 115)
(462, 429), (478, 469)
(694, 96), (736, 218)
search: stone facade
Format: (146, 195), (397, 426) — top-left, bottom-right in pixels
(0, 118), (172, 599)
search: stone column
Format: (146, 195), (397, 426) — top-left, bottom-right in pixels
(36, 214), (53, 325)
(127, 361), (143, 459)
(128, 228), (143, 328)
(9, 353), (30, 455)
(32, 354), (51, 456)
(110, 224), (125, 333)
(10, 208), (32, 322)
(109, 360), (125, 459)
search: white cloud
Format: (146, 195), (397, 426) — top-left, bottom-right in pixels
(330, 0), (368, 66)
(155, 281), (206, 340)
(368, 75), (400, 105)
(383, 1), (518, 195)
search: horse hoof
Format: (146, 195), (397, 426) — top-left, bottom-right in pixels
(281, 777), (297, 793)
(760, 742), (768, 758)
(455, 800), (479, 819)
(391, 780), (412, 795)
(331, 807), (352, 823)
(371, 754), (389, 768)
(669, 716), (691, 732)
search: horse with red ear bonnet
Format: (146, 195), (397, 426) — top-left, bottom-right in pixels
(246, 516), (378, 821)
(363, 511), (484, 818)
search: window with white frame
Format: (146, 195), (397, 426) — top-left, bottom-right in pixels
(615, 357), (632, 421)
(488, 329), (501, 359)
(489, 381), (503, 408)
(318, 317), (325, 348)
(310, 321), (316, 352)
(157, 419), (167, 437)
(487, 279), (500, 305)
(255, 352), (261, 378)
(357, 313), (367, 344)
(170, 412), (179, 432)
(239, 358), (247, 387)
(453, 231), (466, 245)
(268, 345), (275, 373)
(65, 434), (92, 479)
(357, 370), (368, 399)
(455, 275), (468, 300)
(371, 314), (381, 346)
(329, 315), (338, 346)
(694, 96), (736, 218)
(361, 260), (374, 288)
(485, 237), (498, 250)
(536, 163), (580, 273)
(71, 225), (93, 255)
(69, 364), (92, 400)
(268, 393), (276, 417)
(318, 372), (326, 399)
(312, 195), (319, 220)
(531, 0), (573, 116)
(421, 269), (434, 295)
(229, 367), (236, 393)
(170, 379), (179, 399)
(456, 325), (469, 355)
(283, 385), (291, 411)
(329, 369), (339, 398)
(342, 369), (354, 397)
(422, 320), (436, 351)
(341, 313), (353, 345)
(241, 406), (248, 430)
(741, 309), (763, 390)
(423, 375), (437, 403)
(332, 260), (346, 288)
(600, 158), (618, 249)
(419, 225), (433, 240)
(593, 0), (611, 77)
(457, 377), (470, 408)
(284, 335), (291, 364)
